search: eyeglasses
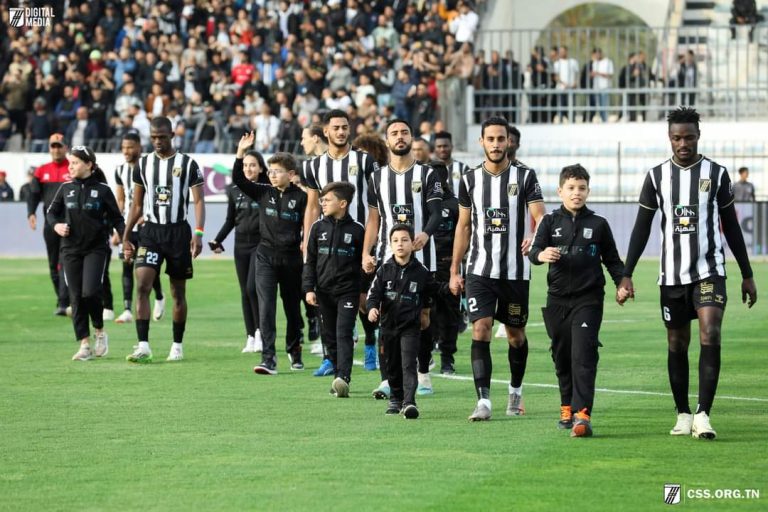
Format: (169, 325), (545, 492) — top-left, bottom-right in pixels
(267, 169), (287, 176)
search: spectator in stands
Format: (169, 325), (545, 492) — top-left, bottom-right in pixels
(528, 46), (549, 124)
(27, 98), (54, 153)
(145, 83), (171, 120)
(65, 107), (99, 149)
(54, 86), (81, 133)
(733, 167), (756, 201)
(0, 171), (14, 202)
(553, 46), (580, 123)
(114, 81), (142, 119)
(372, 15), (398, 50)
(253, 103), (280, 152)
(591, 48), (614, 122)
(19, 169), (34, 204)
(581, 49), (597, 122)
(194, 102), (225, 153)
(731, 0), (764, 42)
(677, 50), (698, 106)
(326, 53), (354, 93)
(409, 82), (437, 132)
(1, 64), (30, 138)
(276, 107), (303, 152)
(392, 70), (416, 121)
(449, 1), (480, 45)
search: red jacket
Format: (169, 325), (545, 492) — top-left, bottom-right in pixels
(27, 159), (70, 218)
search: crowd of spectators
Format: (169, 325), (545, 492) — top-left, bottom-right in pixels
(0, 0), (486, 153)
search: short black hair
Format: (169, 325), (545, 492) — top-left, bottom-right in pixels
(559, 164), (590, 186)
(385, 118), (412, 134)
(509, 125), (521, 143)
(122, 132), (141, 144)
(481, 116), (510, 137)
(434, 131), (452, 142)
(150, 116), (172, 133)
(389, 223), (414, 241)
(667, 107), (700, 131)
(320, 181), (355, 205)
(322, 109), (349, 125)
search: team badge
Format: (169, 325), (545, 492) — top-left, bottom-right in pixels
(288, 199), (296, 209)
(508, 304), (522, 316)
(699, 179), (711, 192)
(700, 282), (714, 294)
(349, 165), (358, 176)
(583, 228), (593, 239)
(507, 183), (518, 196)
(344, 233), (352, 243)
(409, 281), (418, 293)
(442, 208), (450, 218)
(172, 167), (182, 177)
(452, 170), (460, 180)
(90, 190), (98, 198)
(411, 181), (422, 193)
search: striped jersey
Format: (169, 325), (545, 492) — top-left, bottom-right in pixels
(304, 148), (377, 225)
(638, 156), (734, 285)
(132, 152), (204, 224)
(114, 162), (138, 231)
(446, 159), (470, 197)
(458, 162), (543, 280)
(367, 162), (443, 271)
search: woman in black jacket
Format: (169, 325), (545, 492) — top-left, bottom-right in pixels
(47, 146), (125, 361)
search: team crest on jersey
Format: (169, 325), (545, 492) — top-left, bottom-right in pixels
(288, 199), (296, 209)
(344, 233), (352, 243)
(172, 167), (182, 177)
(699, 179), (711, 192)
(507, 183), (518, 196)
(452, 170), (460, 180)
(349, 165), (358, 176)
(583, 228), (593, 239)
(90, 190), (98, 198)
(442, 208), (450, 218)
(411, 181), (422, 193)
(409, 281), (418, 293)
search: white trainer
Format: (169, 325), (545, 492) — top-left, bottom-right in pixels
(102, 309), (115, 321)
(469, 399), (492, 421)
(94, 332), (109, 357)
(72, 345), (93, 361)
(310, 342), (324, 355)
(417, 372), (434, 395)
(116, 310), (133, 323)
(153, 297), (166, 321)
(242, 335), (255, 353)
(669, 413), (693, 436)
(253, 330), (263, 353)
(167, 342), (184, 361)
(692, 411), (717, 440)
(495, 323), (507, 338)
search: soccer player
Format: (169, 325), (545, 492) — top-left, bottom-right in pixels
(122, 117), (206, 363)
(433, 131), (470, 197)
(618, 107), (757, 439)
(232, 132), (307, 375)
(27, 133), (71, 315)
(209, 149), (270, 353)
(303, 182), (365, 397)
(449, 116), (546, 421)
(113, 132), (165, 324)
(303, 110), (378, 375)
(363, 119), (443, 398)
(46, 146), (125, 360)
(367, 224), (436, 419)
(529, 164), (624, 437)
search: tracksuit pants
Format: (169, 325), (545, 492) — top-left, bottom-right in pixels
(234, 242), (260, 337)
(382, 325), (420, 406)
(255, 249), (303, 361)
(61, 250), (108, 340)
(44, 222), (69, 308)
(317, 292), (359, 382)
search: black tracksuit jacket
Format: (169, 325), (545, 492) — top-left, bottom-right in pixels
(366, 255), (437, 331)
(303, 213), (365, 297)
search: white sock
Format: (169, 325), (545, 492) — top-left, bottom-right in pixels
(509, 384), (522, 395)
(479, 398), (492, 410)
(380, 379), (389, 387)
(171, 342), (182, 350)
(138, 341), (150, 352)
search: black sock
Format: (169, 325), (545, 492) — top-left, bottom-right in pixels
(668, 349), (691, 414)
(173, 321), (186, 344)
(123, 299), (132, 311)
(471, 340), (492, 399)
(136, 319), (150, 342)
(360, 313), (377, 346)
(696, 345), (721, 415)
(508, 338), (528, 388)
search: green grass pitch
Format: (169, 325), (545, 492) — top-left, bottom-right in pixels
(1, 258), (765, 511)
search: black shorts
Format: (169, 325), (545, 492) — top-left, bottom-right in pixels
(465, 275), (529, 327)
(135, 222), (193, 280)
(659, 276), (727, 329)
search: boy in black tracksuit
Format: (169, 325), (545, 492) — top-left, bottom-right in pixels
(303, 182), (365, 397)
(529, 164), (624, 437)
(232, 133), (307, 375)
(367, 224), (437, 419)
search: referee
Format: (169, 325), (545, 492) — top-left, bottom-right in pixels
(122, 117), (206, 363)
(618, 107), (757, 440)
(449, 117), (546, 421)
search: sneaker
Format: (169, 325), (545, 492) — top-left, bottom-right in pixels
(152, 297), (165, 321)
(670, 412), (694, 436)
(65, 306), (72, 317)
(372, 381), (390, 400)
(385, 401), (402, 415)
(94, 332), (109, 357)
(253, 330), (263, 353)
(242, 335), (255, 353)
(310, 342), (324, 355)
(288, 351), (304, 371)
(166, 343), (184, 361)
(308, 316), (320, 342)
(691, 411), (717, 440)
(495, 323), (507, 338)
(254, 358), (277, 375)
(571, 409), (593, 437)
(126, 346), (153, 364)
(72, 345), (93, 361)
(417, 372), (434, 396)
(506, 392), (525, 416)
(402, 404), (420, 419)
(331, 377), (349, 398)
(364, 345), (377, 371)
(54, 306), (67, 316)
(558, 405), (573, 429)
(116, 309), (133, 323)
(440, 363), (455, 375)
(102, 309), (115, 321)
(313, 358), (335, 377)
(468, 399), (492, 421)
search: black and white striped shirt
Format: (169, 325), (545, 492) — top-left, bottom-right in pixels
(447, 159), (470, 197)
(458, 162), (543, 280)
(367, 162), (443, 271)
(132, 152), (204, 224)
(638, 156), (734, 286)
(114, 162), (137, 231)
(305, 149), (377, 225)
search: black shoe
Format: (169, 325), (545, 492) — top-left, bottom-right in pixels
(385, 401), (402, 415)
(54, 306), (67, 316)
(308, 317), (320, 342)
(254, 358), (277, 375)
(440, 363), (455, 375)
(402, 404), (420, 419)
(288, 351), (304, 371)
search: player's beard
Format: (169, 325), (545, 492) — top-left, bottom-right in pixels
(330, 135), (349, 150)
(484, 149), (507, 164)
(391, 143), (412, 156)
